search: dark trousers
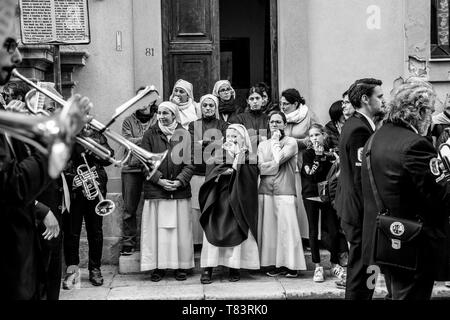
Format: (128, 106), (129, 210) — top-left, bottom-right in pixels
(38, 219), (62, 300)
(341, 220), (374, 300)
(121, 171), (144, 248)
(303, 199), (342, 264)
(383, 268), (434, 300)
(63, 194), (103, 270)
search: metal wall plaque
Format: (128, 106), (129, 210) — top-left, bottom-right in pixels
(19, 0), (90, 45)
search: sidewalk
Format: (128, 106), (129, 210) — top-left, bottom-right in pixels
(59, 265), (450, 300)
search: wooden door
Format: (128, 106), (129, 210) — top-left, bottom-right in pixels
(161, 0), (220, 101)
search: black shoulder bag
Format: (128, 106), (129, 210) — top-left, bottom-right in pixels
(366, 133), (423, 271)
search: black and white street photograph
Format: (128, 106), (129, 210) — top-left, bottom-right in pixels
(1, 0), (450, 310)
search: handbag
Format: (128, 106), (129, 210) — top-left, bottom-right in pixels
(366, 133), (423, 271)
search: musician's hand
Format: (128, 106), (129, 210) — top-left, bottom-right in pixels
(65, 94), (93, 136)
(6, 99), (27, 113)
(42, 211), (60, 240)
(222, 168), (234, 175)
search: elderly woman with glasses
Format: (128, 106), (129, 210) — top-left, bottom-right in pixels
(212, 80), (244, 122)
(170, 79), (201, 129)
(140, 101), (195, 282)
(198, 124), (260, 284)
(188, 94), (228, 245)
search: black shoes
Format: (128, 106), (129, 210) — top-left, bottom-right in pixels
(89, 268), (104, 286)
(266, 267), (298, 278)
(200, 267), (213, 284)
(150, 269), (165, 282)
(175, 269), (188, 281)
(228, 268), (240, 282)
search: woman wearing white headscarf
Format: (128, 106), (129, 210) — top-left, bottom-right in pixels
(212, 80), (243, 122)
(188, 94), (228, 245)
(198, 124), (260, 284)
(170, 79), (201, 129)
(140, 101), (195, 282)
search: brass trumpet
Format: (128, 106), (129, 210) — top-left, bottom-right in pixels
(12, 69), (168, 179)
(0, 76), (92, 178)
(73, 152), (116, 216)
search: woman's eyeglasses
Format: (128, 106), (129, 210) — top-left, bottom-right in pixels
(3, 37), (19, 54)
(219, 87), (232, 93)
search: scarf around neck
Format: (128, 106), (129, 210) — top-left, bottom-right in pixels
(284, 104), (309, 124)
(219, 98), (237, 114)
(158, 120), (178, 141)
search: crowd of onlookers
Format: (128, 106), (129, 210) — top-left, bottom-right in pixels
(115, 79), (353, 286)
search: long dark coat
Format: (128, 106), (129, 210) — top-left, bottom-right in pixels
(361, 122), (450, 280)
(0, 135), (50, 300)
(199, 150), (258, 247)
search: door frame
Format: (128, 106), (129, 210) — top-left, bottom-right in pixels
(161, 0), (278, 101)
(269, 0), (279, 103)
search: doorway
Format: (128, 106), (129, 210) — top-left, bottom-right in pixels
(161, 0), (278, 102)
(219, 0), (273, 105)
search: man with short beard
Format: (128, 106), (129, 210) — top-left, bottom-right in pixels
(335, 78), (385, 300)
(361, 79), (450, 299)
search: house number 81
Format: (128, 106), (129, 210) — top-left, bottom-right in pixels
(145, 48), (155, 56)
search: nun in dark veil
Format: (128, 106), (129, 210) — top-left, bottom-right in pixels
(198, 124), (260, 284)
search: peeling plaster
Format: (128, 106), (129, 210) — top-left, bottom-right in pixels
(408, 55), (429, 79)
(390, 76), (405, 96)
(404, 0), (430, 61)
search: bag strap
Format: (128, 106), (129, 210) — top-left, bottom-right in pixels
(365, 132), (388, 214)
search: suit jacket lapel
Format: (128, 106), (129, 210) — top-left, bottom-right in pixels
(354, 112), (374, 133)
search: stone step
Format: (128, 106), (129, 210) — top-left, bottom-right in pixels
(118, 248), (334, 274)
(59, 265), (450, 300)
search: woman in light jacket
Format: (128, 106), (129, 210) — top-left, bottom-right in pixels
(280, 88), (317, 240)
(258, 111), (307, 277)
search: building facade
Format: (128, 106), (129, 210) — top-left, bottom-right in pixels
(12, 0), (450, 264)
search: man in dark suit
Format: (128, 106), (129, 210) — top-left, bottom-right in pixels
(361, 79), (450, 300)
(335, 78), (385, 300)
